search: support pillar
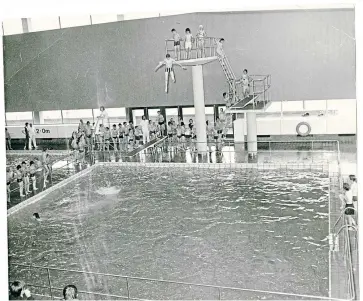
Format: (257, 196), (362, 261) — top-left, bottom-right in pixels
(21, 18), (32, 33)
(233, 116), (246, 162)
(33, 111), (44, 124)
(192, 65), (207, 154)
(246, 112), (257, 157)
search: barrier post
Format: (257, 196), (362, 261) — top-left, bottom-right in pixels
(46, 268), (53, 300)
(126, 277), (130, 299)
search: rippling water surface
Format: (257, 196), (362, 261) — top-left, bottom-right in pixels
(8, 166), (329, 299)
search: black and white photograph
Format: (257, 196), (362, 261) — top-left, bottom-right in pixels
(1, 1), (361, 300)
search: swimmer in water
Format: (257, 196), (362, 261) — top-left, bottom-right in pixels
(33, 212), (41, 221)
(155, 54), (187, 93)
(29, 161), (38, 192)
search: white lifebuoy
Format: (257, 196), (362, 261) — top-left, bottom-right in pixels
(296, 122), (311, 136)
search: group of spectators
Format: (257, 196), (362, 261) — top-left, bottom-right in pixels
(7, 149), (51, 201)
(70, 105), (231, 156)
(9, 281), (78, 300)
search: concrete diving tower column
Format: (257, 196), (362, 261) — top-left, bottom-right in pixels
(180, 56), (218, 154)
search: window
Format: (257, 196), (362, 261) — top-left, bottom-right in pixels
(59, 15), (91, 28)
(2, 19), (23, 35)
(205, 106), (215, 124)
(104, 107), (127, 125)
(132, 109), (145, 125)
(38, 110), (63, 124)
(30, 16), (60, 32)
(5, 111), (33, 126)
(148, 108), (161, 120)
(62, 109), (93, 124)
(165, 108), (178, 123)
(91, 14), (118, 24)
(182, 107), (195, 124)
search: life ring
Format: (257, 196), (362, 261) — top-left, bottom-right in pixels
(296, 122), (311, 136)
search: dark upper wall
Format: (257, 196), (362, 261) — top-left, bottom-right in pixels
(3, 9), (355, 112)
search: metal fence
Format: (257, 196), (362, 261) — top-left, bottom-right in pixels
(9, 263), (343, 300)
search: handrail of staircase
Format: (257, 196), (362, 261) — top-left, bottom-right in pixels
(331, 204), (357, 300)
(9, 262), (345, 300)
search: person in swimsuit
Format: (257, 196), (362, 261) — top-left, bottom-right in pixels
(85, 121), (92, 150)
(6, 128), (12, 150)
(104, 127), (111, 151)
(148, 120), (156, 140)
(171, 28), (181, 60)
(41, 149), (50, 185)
(180, 122), (186, 148)
(349, 175), (358, 210)
(196, 25), (207, 58)
(340, 182), (357, 228)
(44, 152), (51, 187)
(78, 119), (85, 133)
(167, 122), (173, 140)
(128, 128), (135, 150)
(118, 123), (125, 151)
(176, 124), (182, 144)
(78, 132), (86, 163)
(219, 108), (226, 123)
(215, 38), (226, 60)
(21, 161), (30, 195)
(6, 166), (13, 203)
(71, 131), (79, 162)
(98, 124), (105, 151)
(111, 124), (119, 151)
(241, 69), (251, 98)
(155, 54), (187, 93)
(223, 92), (232, 108)
(183, 28), (194, 60)
(16, 165), (25, 198)
(134, 126), (141, 147)
(29, 161), (38, 192)
(157, 111), (165, 136)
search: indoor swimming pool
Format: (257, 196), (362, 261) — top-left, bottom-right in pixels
(8, 165), (330, 299)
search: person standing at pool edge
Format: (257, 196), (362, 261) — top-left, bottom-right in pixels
(97, 106), (109, 129)
(140, 115), (150, 144)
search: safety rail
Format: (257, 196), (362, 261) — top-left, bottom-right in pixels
(7, 152), (89, 206)
(165, 37), (219, 60)
(331, 205), (358, 300)
(9, 262), (344, 300)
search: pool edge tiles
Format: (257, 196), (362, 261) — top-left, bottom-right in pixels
(7, 164), (97, 217)
(98, 161), (330, 172)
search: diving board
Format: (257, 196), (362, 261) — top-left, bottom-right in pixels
(125, 137), (167, 157)
(226, 95), (271, 113)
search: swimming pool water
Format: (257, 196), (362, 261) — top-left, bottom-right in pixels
(8, 166), (329, 299)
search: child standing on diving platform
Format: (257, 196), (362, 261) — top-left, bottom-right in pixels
(155, 54), (187, 93)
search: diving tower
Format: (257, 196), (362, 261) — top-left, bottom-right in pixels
(165, 38), (219, 154)
(165, 37), (272, 158)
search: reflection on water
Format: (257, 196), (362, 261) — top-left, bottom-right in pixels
(8, 167), (329, 299)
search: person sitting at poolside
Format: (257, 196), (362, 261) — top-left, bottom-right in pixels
(62, 284), (79, 300)
(9, 280), (34, 300)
